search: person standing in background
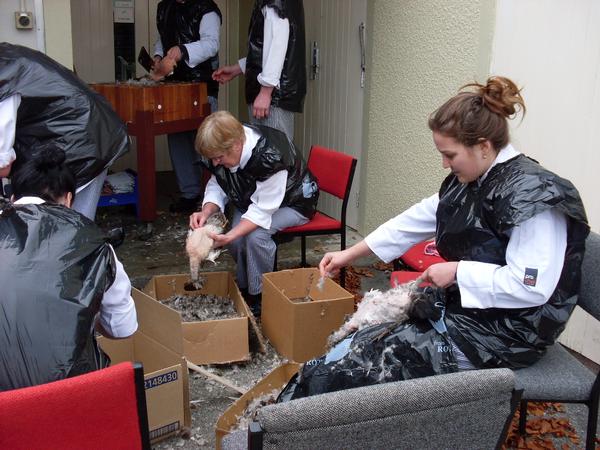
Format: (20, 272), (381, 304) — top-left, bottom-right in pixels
(212, 0), (306, 141)
(152, 0), (223, 213)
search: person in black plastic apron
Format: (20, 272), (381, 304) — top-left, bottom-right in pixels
(0, 148), (137, 391)
(0, 43), (129, 220)
(281, 76), (589, 400)
(189, 111), (318, 316)
(152, 0), (223, 213)
(212, 0), (306, 141)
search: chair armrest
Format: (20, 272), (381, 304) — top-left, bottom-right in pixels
(258, 369), (515, 433)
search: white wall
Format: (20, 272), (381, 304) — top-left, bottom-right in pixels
(0, 0), (44, 51)
(490, 0), (600, 232)
(0, 0), (72, 68)
(363, 0), (495, 233)
(490, 0), (600, 364)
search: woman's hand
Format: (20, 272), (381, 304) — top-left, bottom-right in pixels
(319, 241), (373, 278)
(212, 64), (242, 84)
(209, 232), (234, 248)
(190, 203), (220, 229)
(421, 261), (459, 288)
(189, 212), (207, 229)
(0, 162), (12, 178)
(151, 56), (176, 81)
(165, 46), (182, 62)
(252, 86), (274, 119)
(319, 250), (352, 278)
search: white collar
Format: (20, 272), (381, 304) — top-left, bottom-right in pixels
(479, 143), (520, 184)
(13, 196), (45, 205)
(229, 126), (260, 173)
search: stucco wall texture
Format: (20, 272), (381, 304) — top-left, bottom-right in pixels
(360, 0), (495, 235)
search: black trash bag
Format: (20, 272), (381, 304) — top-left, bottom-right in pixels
(0, 43), (129, 188)
(0, 202), (115, 391)
(278, 289), (458, 401)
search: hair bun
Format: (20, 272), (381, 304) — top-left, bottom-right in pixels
(34, 147), (67, 172)
(479, 76), (525, 118)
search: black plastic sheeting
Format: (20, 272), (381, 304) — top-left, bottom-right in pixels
(0, 43), (129, 188)
(279, 317), (458, 401)
(0, 201), (114, 390)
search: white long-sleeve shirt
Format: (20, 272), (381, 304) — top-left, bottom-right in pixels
(14, 196), (138, 337)
(154, 11), (220, 69)
(202, 126), (288, 229)
(365, 145), (567, 310)
(238, 6), (290, 89)
(0, 94), (20, 170)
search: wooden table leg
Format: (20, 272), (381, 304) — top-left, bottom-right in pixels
(135, 110), (157, 222)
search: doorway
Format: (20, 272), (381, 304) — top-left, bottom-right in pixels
(297, 0), (367, 230)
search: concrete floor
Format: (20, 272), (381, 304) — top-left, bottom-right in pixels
(96, 171), (599, 449)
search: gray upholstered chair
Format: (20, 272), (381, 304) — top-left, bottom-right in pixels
(222, 368), (518, 450)
(515, 231), (600, 450)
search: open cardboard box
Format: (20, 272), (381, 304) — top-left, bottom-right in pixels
(215, 363), (301, 450)
(262, 268), (355, 362)
(98, 288), (191, 443)
(143, 272), (252, 365)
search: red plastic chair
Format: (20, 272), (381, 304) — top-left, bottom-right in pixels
(0, 362), (151, 450)
(393, 240), (446, 271)
(274, 145), (357, 288)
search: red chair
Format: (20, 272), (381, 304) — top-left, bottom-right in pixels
(274, 145), (357, 288)
(0, 362), (151, 450)
(393, 240), (446, 271)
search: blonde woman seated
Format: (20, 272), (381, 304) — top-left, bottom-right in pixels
(189, 111), (319, 315)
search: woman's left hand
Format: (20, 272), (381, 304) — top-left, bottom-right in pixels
(209, 232), (234, 248)
(421, 261), (459, 288)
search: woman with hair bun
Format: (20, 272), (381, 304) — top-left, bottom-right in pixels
(0, 148), (137, 391)
(284, 77), (590, 398)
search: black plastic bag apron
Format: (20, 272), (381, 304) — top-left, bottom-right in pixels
(0, 202), (114, 390)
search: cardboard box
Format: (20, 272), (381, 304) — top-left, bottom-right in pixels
(143, 272), (251, 365)
(215, 363), (301, 450)
(262, 268), (355, 362)
(98, 289), (191, 443)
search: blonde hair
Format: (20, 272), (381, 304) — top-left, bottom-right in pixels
(428, 76), (526, 151)
(195, 111), (245, 158)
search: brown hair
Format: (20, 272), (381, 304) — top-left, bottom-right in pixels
(428, 76), (526, 151)
(195, 111), (245, 158)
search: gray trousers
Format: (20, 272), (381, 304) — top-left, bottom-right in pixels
(72, 168), (107, 220)
(248, 105), (294, 141)
(229, 206), (308, 295)
(168, 96), (218, 199)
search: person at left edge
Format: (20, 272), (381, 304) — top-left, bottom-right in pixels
(152, 0), (222, 214)
(0, 148), (137, 391)
(0, 42), (129, 220)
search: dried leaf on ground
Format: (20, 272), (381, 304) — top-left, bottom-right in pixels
(332, 266), (364, 303)
(352, 267), (374, 278)
(372, 261), (394, 272)
(502, 402), (581, 450)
